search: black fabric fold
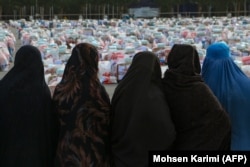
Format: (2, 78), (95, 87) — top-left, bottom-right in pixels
(162, 44), (231, 150)
(0, 45), (57, 167)
(111, 51), (176, 167)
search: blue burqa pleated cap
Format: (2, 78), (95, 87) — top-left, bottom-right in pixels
(206, 41), (231, 59)
(202, 42), (250, 150)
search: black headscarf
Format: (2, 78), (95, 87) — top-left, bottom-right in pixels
(162, 44), (231, 150)
(111, 51), (176, 167)
(167, 43), (201, 75)
(52, 43), (111, 167)
(0, 45), (57, 167)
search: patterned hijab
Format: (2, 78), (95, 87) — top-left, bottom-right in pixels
(52, 43), (111, 166)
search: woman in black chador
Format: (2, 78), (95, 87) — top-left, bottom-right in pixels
(0, 45), (58, 167)
(162, 44), (231, 150)
(111, 51), (176, 167)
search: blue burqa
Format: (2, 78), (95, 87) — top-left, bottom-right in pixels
(202, 42), (250, 150)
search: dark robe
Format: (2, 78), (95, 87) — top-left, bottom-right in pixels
(111, 51), (176, 167)
(0, 45), (57, 167)
(52, 43), (111, 167)
(162, 44), (231, 150)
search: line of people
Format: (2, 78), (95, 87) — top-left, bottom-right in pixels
(0, 41), (249, 167)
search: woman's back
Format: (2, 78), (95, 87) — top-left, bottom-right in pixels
(0, 45), (57, 167)
(202, 42), (250, 150)
(162, 44), (231, 150)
